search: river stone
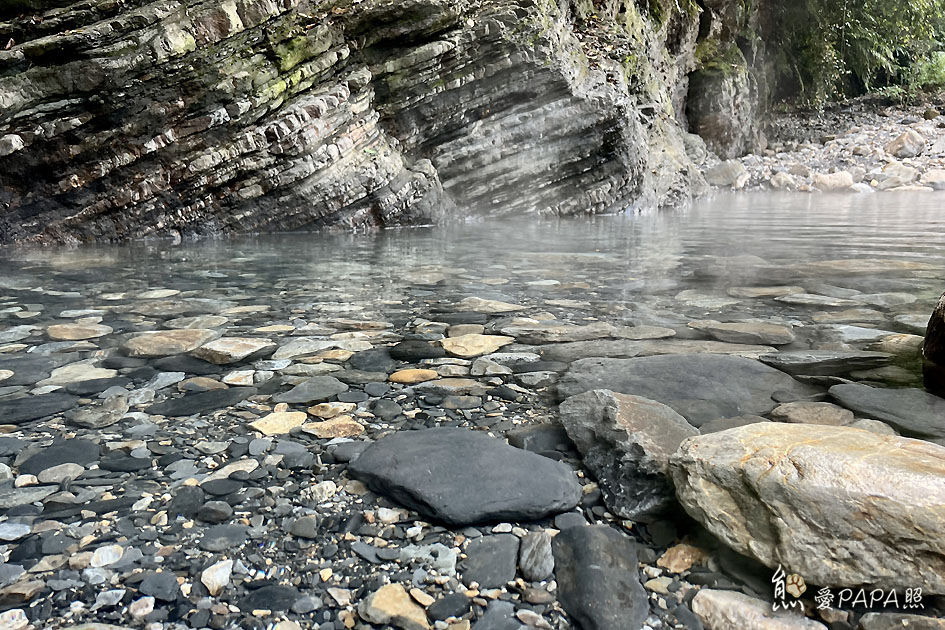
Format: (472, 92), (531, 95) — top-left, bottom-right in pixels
(536, 340), (643, 362)
(20, 438), (100, 475)
(359, 583), (429, 630)
(439, 334), (514, 358)
(688, 320), (795, 345)
(670, 423), (945, 593)
(453, 297), (524, 313)
(859, 613), (945, 630)
(774, 293), (860, 307)
(759, 350), (891, 376)
(193, 337), (276, 364)
(518, 531), (554, 581)
(558, 390), (698, 520)
(0, 355), (77, 386)
(828, 383), (945, 438)
(46, 323), (112, 340)
(239, 584), (300, 612)
(558, 354), (815, 426)
(461, 535), (520, 588)
(123, 329), (219, 357)
(348, 428), (582, 525)
(38, 362), (117, 385)
(138, 571), (179, 601)
(165, 315), (229, 329)
(147, 387), (256, 417)
(302, 416), (364, 438)
(552, 525), (648, 630)
(0, 392), (79, 424)
(770, 401), (853, 426)
(886, 129), (925, 158)
(248, 411), (307, 436)
(0, 486), (56, 509)
(691, 589), (827, 630)
(273, 376), (348, 403)
(498, 321), (617, 343)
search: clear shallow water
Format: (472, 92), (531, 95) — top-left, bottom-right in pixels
(1, 192), (942, 357)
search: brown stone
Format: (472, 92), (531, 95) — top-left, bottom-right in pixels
(302, 416), (364, 438)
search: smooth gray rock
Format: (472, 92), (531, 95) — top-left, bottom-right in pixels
(760, 350), (891, 376)
(0, 392), (79, 424)
(461, 535), (519, 588)
(552, 525), (649, 630)
(147, 387), (256, 417)
(558, 354), (816, 425)
(558, 389), (697, 520)
(829, 383), (945, 438)
(348, 428), (582, 525)
(272, 376), (348, 404)
(518, 531), (554, 582)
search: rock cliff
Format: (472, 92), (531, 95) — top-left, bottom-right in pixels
(0, 0), (731, 243)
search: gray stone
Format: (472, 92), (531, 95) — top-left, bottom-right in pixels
(558, 354), (815, 426)
(858, 613), (945, 630)
(461, 535), (519, 588)
(759, 350), (891, 376)
(552, 525), (648, 630)
(829, 383), (945, 438)
(349, 428), (582, 525)
(272, 376), (348, 404)
(518, 532), (554, 582)
(558, 389), (697, 520)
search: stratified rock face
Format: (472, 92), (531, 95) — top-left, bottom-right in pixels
(670, 423), (945, 593)
(0, 0), (708, 243)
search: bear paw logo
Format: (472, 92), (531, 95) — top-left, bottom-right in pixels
(786, 574), (807, 598)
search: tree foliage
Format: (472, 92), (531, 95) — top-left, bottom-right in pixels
(763, 0), (945, 104)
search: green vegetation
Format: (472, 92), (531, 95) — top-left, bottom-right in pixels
(764, 0), (945, 105)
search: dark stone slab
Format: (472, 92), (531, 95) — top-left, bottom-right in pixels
(19, 438), (100, 476)
(152, 355), (220, 375)
(0, 392), (79, 425)
(760, 350), (891, 376)
(348, 427), (582, 525)
(829, 383), (945, 438)
(461, 534), (520, 588)
(64, 377), (132, 395)
(552, 525), (649, 630)
(558, 354), (817, 426)
(147, 387), (256, 416)
(389, 340), (445, 361)
(272, 377), (347, 404)
(0, 354), (78, 386)
(239, 584), (301, 612)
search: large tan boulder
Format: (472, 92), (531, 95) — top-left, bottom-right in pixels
(670, 423), (945, 593)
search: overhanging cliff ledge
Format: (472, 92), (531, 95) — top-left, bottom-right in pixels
(0, 0), (758, 243)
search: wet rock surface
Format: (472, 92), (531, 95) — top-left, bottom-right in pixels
(0, 0), (709, 244)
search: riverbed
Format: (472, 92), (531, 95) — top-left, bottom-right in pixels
(0, 191), (942, 629)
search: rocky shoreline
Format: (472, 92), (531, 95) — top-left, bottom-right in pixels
(0, 233), (941, 630)
(703, 94), (945, 193)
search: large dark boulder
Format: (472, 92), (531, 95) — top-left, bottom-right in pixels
(924, 292), (945, 397)
(348, 428), (582, 526)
